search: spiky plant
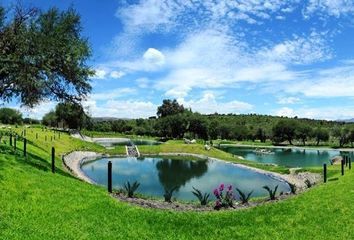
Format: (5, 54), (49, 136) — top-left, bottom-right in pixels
(192, 187), (210, 206)
(163, 186), (178, 202)
(289, 183), (296, 194)
(124, 181), (140, 198)
(235, 188), (253, 204)
(263, 185), (278, 200)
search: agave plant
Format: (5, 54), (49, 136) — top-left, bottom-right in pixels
(164, 186), (178, 202)
(235, 188), (253, 204)
(192, 187), (210, 206)
(124, 181), (140, 198)
(289, 183), (297, 194)
(263, 185), (278, 200)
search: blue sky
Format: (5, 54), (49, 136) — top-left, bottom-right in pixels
(3, 0), (354, 120)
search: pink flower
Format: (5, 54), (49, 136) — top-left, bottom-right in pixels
(213, 188), (219, 197)
(215, 200), (221, 207)
(219, 183), (224, 192)
(227, 185), (232, 191)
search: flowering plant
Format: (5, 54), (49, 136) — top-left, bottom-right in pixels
(213, 184), (235, 210)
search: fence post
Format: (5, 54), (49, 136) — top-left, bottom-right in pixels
(341, 159), (345, 176)
(24, 138), (27, 157)
(9, 134), (12, 146)
(108, 161), (112, 193)
(349, 157), (352, 170)
(323, 163), (327, 183)
(346, 155), (348, 167)
(51, 147), (55, 173)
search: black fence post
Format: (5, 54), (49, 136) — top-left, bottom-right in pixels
(9, 134), (12, 146)
(341, 159), (345, 176)
(51, 147), (55, 173)
(349, 157), (352, 170)
(346, 155), (348, 167)
(58, 132), (61, 139)
(323, 163), (327, 183)
(24, 138), (27, 157)
(108, 161), (112, 193)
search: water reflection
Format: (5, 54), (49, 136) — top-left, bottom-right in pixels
(156, 159), (208, 191)
(222, 146), (341, 167)
(81, 157), (290, 201)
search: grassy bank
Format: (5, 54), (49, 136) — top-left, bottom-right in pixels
(0, 127), (351, 239)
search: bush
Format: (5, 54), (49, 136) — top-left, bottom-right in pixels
(235, 188), (253, 204)
(263, 185), (278, 200)
(163, 186), (178, 202)
(124, 181), (140, 198)
(192, 187), (210, 206)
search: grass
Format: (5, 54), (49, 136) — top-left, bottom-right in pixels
(0, 127), (352, 239)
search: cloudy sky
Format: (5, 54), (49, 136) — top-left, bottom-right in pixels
(3, 0), (354, 120)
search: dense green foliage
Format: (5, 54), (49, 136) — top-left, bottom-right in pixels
(83, 99), (354, 147)
(0, 5), (93, 107)
(0, 107), (22, 124)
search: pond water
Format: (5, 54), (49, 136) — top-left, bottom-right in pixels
(81, 157), (290, 201)
(94, 138), (161, 148)
(221, 146), (350, 168)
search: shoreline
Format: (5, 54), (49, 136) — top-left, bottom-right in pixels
(62, 151), (321, 208)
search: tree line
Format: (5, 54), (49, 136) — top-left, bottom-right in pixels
(40, 99), (354, 147)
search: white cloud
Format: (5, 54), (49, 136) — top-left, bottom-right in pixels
(277, 97), (300, 104)
(84, 99), (157, 119)
(284, 63), (354, 98)
(275, 107), (296, 117)
(19, 101), (56, 119)
(135, 78), (150, 88)
(92, 69), (107, 79)
(90, 88), (136, 101)
(304, 0), (354, 18)
(258, 32), (332, 64)
(110, 71), (125, 79)
(178, 92), (253, 114)
(143, 48), (165, 66)
(274, 105), (354, 120)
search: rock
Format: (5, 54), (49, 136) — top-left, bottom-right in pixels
(330, 156), (343, 165)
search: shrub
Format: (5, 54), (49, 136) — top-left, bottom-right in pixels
(192, 187), (210, 206)
(163, 186), (178, 202)
(124, 181), (140, 198)
(213, 184), (235, 210)
(263, 185), (278, 200)
(235, 188), (253, 204)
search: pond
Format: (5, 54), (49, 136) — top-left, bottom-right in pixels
(94, 138), (161, 148)
(220, 146), (351, 168)
(81, 156), (290, 201)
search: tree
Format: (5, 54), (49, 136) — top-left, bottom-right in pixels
(157, 99), (185, 118)
(332, 127), (349, 147)
(55, 102), (88, 129)
(295, 124), (312, 146)
(42, 111), (58, 127)
(255, 128), (267, 143)
(155, 114), (187, 138)
(0, 5), (93, 107)
(187, 113), (208, 140)
(0, 107), (22, 124)
(272, 119), (298, 145)
(312, 128), (329, 146)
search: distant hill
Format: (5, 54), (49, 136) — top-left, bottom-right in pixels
(337, 118), (354, 123)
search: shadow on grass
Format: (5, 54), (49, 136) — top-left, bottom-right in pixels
(0, 144), (75, 181)
(328, 178), (339, 182)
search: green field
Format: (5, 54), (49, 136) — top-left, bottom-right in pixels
(0, 127), (352, 239)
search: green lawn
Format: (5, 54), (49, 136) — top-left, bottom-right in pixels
(0, 127), (352, 239)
